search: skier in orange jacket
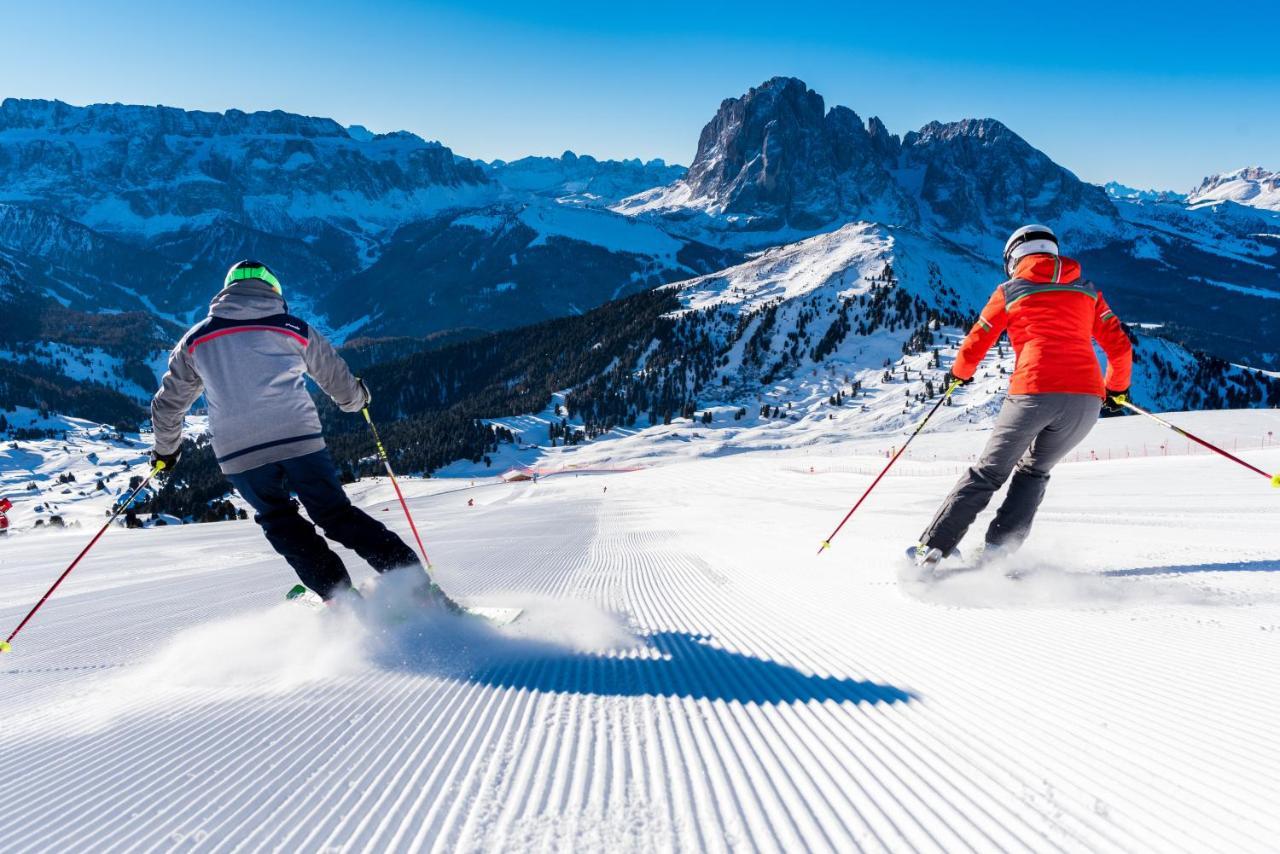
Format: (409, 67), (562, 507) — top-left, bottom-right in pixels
(910, 224), (1133, 570)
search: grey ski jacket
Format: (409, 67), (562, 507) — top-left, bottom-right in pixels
(151, 281), (367, 475)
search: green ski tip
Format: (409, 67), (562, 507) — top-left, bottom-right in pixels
(285, 584), (309, 601)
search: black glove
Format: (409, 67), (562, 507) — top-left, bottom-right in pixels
(1103, 388), (1130, 414)
(150, 448), (180, 473)
(944, 370), (973, 388)
(356, 377), (372, 408)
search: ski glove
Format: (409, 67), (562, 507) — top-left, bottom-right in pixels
(356, 378), (372, 408)
(149, 448), (181, 473)
(943, 370), (973, 389)
(1103, 388), (1130, 414)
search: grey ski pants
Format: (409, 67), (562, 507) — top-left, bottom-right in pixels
(921, 393), (1101, 554)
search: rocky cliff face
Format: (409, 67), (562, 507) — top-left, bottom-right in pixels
(897, 118), (1118, 244)
(0, 98), (492, 240)
(625, 77), (914, 230)
(618, 77), (1121, 248)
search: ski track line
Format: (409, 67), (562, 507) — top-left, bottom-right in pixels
(609, 512), (962, 850)
(620, 524), (884, 851)
(214, 672), (439, 850)
(645, 555), (983, 850)
(712, 570), (1144, 850)
(873, 585), (1280, 844)
(1, 665), (284, 842)
(131, 681), (373, 853)
(730, 564), (1243, 850)
(716, 471), (1274, 845)
(633, 516), (947, 852)
(328, 678), (482, 850)
(340, 676), (488, 850)
(640, 468), (1269, 854)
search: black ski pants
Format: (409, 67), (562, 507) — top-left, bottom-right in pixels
(227, 449), (421, 599)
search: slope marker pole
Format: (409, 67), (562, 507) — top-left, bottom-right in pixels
(817, 381), (960, 555)
(2, 463), (164, 653)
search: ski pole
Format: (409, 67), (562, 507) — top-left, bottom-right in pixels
(362, 408), (435, 569)
(1118, 398), (1280, 487)
(818, 381), (961, 555)
(1, 462), (164, 653)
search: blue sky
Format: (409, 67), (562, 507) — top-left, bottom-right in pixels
(5, 1), (1276, 190)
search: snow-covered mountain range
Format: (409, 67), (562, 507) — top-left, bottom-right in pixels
(1, 79), (1277, 447)
(1188, 166), (1280, 211)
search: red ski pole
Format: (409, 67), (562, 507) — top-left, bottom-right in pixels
(1118, 399), (1280, 487)
(2, 462), (164, 653)
(818, 381), (961, 555)
(362, 408), (434, 569)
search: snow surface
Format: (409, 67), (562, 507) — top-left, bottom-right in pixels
(2, 408), (1279, 851)
(517, 202), (682, 258)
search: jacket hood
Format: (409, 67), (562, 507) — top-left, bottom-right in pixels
(208, 281), (288, 319)
(1012, 253), (1081, 285)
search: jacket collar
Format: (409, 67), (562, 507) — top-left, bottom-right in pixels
(208, 281), (288, 319)
(1012, 253), (1081, 285)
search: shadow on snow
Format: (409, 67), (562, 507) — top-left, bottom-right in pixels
(380, 629), (914, 706)
(1102, 559), (1280, 577)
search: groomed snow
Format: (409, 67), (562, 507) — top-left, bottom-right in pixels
(1, 410), (1278, 851)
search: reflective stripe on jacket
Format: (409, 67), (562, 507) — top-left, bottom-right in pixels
(151, 281), (366, 475)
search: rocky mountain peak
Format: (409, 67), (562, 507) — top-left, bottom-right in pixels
(620, 78), (1117, 243)
(1188, 166), (1280, 211)
(898, 116), (1116, 241)
(660, 77), (913, 230)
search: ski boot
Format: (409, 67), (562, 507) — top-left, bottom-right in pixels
(905, 543), (963, 579)
(975, 542), (1029, 579)
(410, 578), (464, 615)
(907, 543), (945, 570)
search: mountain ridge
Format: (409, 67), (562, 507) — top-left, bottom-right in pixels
(2, 81), (1278, 464)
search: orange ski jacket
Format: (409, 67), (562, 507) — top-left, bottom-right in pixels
(952, 254), (1132, 397)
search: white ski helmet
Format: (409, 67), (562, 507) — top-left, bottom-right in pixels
(1002, 224), (1059, 276)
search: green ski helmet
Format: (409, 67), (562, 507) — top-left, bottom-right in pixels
(224, 259), (282, 295)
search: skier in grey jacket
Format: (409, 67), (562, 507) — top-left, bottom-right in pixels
(150, 260), (425, 601)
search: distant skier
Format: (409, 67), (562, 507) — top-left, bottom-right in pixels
(0, 496), (10, 536)
(909, 225), (1133, 570)
(150, 260), (433, 602)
